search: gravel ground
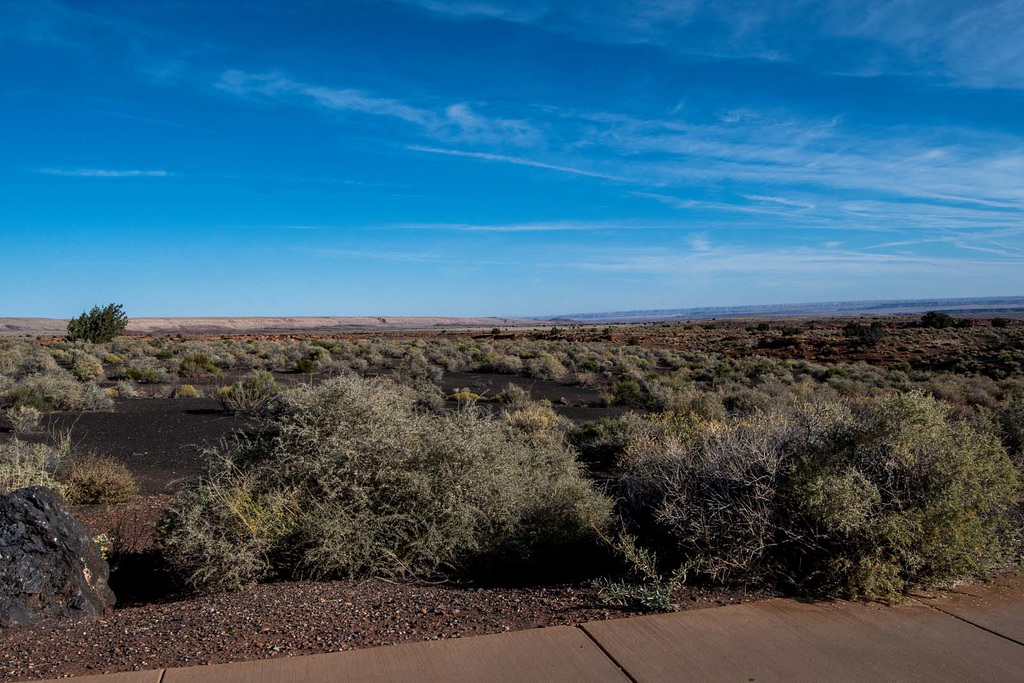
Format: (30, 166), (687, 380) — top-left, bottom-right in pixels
(0, 577), (774, 681)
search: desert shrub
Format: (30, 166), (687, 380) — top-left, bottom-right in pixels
(843, 321), (886, 346)
(116, 380), (140, 398)
(503, 402), (569, 447)
(997, 396), (1024, 463)
(174, 384), (201, 399)
(6, 405), (42, 435)
(993, 318), (1011, 329)
(496, 383), (531, 408)
(125, 365), (163, 384)
(569, 416), (638, 471)
(0, 439), (64, 495)
(527, 354), (567, 381)
(616, 393), (1020, 598)
(58, 454), (138, 505)
(295, 358), (316, 374)
(3, 372), (113, 412)
(67, 303), (128, 343)
(448, 388), (481, 403)
(217, 370), (282, 416)
(922, 311), (955, 329)
(72, 355), (105, 381)
(104, 353), (125, 365)
(605, 379), (643, 407)
(180, 353), (221, 376)
(159, 374), (611, 591)
(489, 354), (523, 374)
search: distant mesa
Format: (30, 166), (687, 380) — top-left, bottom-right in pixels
(554, 296), (1024, 323)
(2, 296), (1022, 337)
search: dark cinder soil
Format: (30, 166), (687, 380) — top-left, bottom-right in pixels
(33, 399), (246, 495)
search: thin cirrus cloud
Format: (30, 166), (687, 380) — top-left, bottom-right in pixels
(563, 243), (1024, 277)
(216, 70), (541, 147)
(37, 168), (171, 177)
(390, 0), (1024, 89)
(406, 146), (629, 182)
(383, 219), (673, 232)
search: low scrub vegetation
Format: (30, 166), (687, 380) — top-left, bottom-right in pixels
(158, 375), (611, 591)
(173, 384), (201, 399)
(0, 439), (65, 495)
(614, 392), (1021, 599)
(59, 453), (138, 505)
(217, 370), (281, 415)
(6, 405), (43, 435)
(4, 318), (1024, 607)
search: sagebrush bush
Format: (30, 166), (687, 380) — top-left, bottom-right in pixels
(6, 405), (42, 435)
(503, 402), (570, 447)
(174, 384), (201, 399)
(180, 354), (221, 376)
(998, 396), (1024, 464)
(616, 392), (1021, 598)
(72, 355), (105, 381)
(217, 370), (282, 415)
(159, 374), (611, 591)
(3, 371), (113, 412)
(496, 383), (531, 408)
(125, 365), (164, 384)
(0, 439), (64, 495)
(59, 454), (138, 505)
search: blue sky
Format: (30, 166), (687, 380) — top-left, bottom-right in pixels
(3, 0), (1024, 317)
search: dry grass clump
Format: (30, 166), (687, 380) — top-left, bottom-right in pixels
(179, 353), (222, 377)
(495, 383), (531, 408)
(2, 371), (113, 412)
(217, 370), (282, 416)
(6, 405), (43, 435)
(503, 402), (570, 448)
(615, 392), (1021, 599)
(0, 439), (64, 495)
(58, 454), (138, 505)
(72, 354), (105, 381)
(173, 384), (202, 399)
(159, 374), (611, 591)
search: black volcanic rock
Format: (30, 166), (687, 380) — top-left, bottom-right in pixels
(0, 486), (115, 628)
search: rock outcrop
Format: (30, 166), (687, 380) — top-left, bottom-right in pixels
(0, 486), (115, 628)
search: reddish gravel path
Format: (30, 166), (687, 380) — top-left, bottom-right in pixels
(0, 578), (773, 681)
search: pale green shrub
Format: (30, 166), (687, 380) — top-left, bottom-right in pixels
(6, 405), (42, 435)
(159, 374), (611, 591)
(217, 370), (282, 416)
(0, 439), (64, 495)
(616, 392), (1021, 598)
(72, 354), (105, 381)
(174, 384), (201, 399)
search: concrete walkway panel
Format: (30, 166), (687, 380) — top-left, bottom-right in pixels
(160, 626), (630, 683)
(583, 598), (1024, 682)
(914, 575), (1024, 645)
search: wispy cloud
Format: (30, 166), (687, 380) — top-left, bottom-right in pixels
(391, 0), (1024, 89)
(217, 71), (541, 147)
(37, 168), (171, 177)
(564, 243), (1024, 277)
(407, 145), (628, 181)
(383, 219), (670, 232)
